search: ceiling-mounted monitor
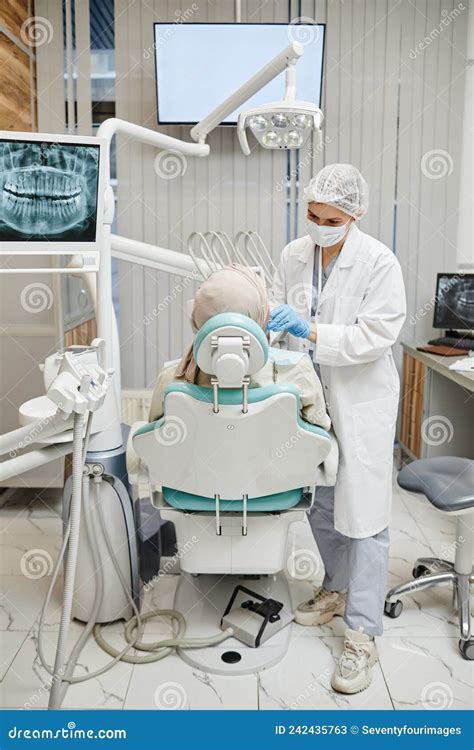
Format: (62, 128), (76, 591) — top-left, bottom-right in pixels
(154, 23), (325, 125)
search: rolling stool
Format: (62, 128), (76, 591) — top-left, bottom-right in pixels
(385, 456), (474, 660)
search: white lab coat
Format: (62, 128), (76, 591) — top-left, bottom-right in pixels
(272, 223), (406, 538)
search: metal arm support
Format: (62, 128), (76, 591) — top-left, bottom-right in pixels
(190, 42), (304, 144)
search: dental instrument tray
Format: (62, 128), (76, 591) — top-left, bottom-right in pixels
(221, 585), (294, 648)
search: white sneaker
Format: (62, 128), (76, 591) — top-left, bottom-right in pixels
(331, 628), (378, 694)
(294, 586), (346, 626)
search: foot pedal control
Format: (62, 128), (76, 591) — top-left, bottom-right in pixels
(221, 585), (294, 648)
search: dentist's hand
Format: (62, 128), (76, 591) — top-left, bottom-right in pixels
(267, 305), (310, 338)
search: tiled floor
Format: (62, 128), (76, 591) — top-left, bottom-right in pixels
(0, 477), (472, 710)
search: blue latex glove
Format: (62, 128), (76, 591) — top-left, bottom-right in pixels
(267, 304), (310, 338)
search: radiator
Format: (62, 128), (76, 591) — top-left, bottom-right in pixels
(121, 389), (153, 424)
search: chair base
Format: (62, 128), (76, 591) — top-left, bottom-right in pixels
(385, 557), (474, 657)
(174, 571), (293, 675)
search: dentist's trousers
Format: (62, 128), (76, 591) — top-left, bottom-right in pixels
(308, 486), (390, 636)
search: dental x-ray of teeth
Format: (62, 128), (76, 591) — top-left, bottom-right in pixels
(0, 140), (100, 242)
(434, 274), (474, 328)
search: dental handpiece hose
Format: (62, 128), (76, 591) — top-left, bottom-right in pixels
(48, 411), (85, 709)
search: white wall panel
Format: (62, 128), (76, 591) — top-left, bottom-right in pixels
(115, 0), (467, 388)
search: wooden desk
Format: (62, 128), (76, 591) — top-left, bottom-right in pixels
(399, 343), (474, 460)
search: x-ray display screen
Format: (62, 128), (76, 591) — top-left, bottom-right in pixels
(433, 273), (474, 330)
(154, 23), (325, 124)
(0, 139), (100, 242)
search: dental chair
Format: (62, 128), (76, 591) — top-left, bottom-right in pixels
(129, 313), (336, 674)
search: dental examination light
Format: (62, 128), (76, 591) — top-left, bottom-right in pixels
(190, 41), (323, 154)
(237, 57), (323, 155)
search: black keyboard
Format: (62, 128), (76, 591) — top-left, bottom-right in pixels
(428, 336), (474, 351)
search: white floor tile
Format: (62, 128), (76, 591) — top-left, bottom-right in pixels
(378, 637), (474, 710)
(0, 627), (133, 709)
(124, 654), (258, 710)
(0, 631), (28, 680)
(0, 576), (54, 632)
(0, 476), (471, 711)
(258, 636), (393, 710)
(0, 535), (62, 576)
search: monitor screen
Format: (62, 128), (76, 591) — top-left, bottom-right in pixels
(0, 138), (100, 242)
(154, 23), (325, 125)
(433, 273), (474, 330)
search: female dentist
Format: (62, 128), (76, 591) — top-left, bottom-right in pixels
(268, 163), (406, 695)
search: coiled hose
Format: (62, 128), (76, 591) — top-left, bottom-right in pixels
(39, 421), (233, 709)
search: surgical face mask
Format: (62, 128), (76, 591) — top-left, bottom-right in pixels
(306, 217), (351, 247)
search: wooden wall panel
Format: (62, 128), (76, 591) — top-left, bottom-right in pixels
(0, 0), (35, 131)
(0, 35), (33, 130)
(0, 0), (29, 37)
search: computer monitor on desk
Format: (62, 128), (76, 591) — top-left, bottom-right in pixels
(428, 273), (474, 351)
(433, 273), (474, 332)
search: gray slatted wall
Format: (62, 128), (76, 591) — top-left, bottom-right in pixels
(115, 0), (467, 388)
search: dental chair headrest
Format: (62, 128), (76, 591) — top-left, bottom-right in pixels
(193, 313), (268, 388)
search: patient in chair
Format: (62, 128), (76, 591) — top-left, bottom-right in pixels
(149, 264), (330, 430)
